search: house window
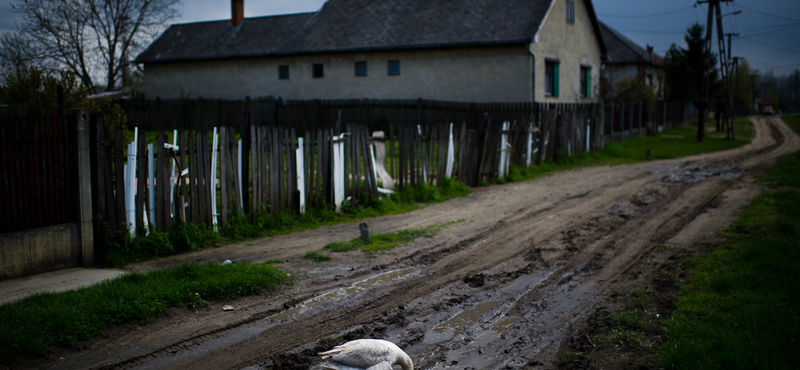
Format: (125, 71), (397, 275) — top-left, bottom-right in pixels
(355, 61), (367, 76)
(545, 60), (560, 97)
(313, 63), (324, 78)
(566, 1), (575, 24)
(387, 60), (400, 75)
(278, 65), (289, 80)
(580, 66), (591, 98)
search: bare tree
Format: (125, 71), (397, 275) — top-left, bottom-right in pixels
(11, 0), (180, 92)
(0, 32), (47, 81)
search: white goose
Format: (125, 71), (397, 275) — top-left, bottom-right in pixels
(311, 339), (413, 370)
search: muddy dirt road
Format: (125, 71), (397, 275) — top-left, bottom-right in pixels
(28, 116), (798, 370)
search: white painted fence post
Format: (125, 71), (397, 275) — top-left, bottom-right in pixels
(169, 130), (178, 217)
(238, 139), (244, 211)
(525, 122), (533, 167)
(586, 123), (591, 153)
(498, 121), (510, 178)
(148, 143), (155, 228)
(296, 137), (306, 214)
(126, 128), (138, 235)
(210, 127), (219, 231)
(417, 125), (428, 184)
(445, 123), (455, 178)
(332, 134), (346, 212)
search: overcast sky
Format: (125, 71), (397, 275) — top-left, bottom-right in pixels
(2, 0), (799, 76)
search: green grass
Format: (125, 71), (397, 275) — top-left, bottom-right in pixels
(322, 221), (458, 254)
(104, 180), (470, 267)
(302, 251), (331, 262)
(657, 149), (800, 370)
(103, 222), (220, 267)
(781, 114), (800, 134)
(0, 262), (290, 362)
(496, 118), (754, 184)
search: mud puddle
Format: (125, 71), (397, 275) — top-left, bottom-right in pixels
(271, 267), (422, 322)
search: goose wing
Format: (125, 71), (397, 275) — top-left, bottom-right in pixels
(319, 339), (395, 368)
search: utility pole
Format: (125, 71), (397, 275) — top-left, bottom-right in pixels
(695, 0), (737, 141)
(724, 32), (739, 137)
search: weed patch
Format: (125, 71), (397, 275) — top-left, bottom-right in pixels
(322, 221), (457, 253)
(302, 251), (331, 262)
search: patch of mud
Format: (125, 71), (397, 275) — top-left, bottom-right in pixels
(663, 164), (742, 183)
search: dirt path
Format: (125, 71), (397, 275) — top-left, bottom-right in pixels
(24, 116), (798, 370)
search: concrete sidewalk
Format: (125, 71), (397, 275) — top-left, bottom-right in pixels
(0, 267), (125, 306)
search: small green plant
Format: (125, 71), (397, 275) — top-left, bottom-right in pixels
(322, 221), (457, 253)
(303, 251), (331, 262)
(323, 241), (358, 252)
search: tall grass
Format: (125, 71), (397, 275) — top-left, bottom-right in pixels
(0, 262), (290, 362)
(103, 221), (219, 268)
(657, 150), (800, 369)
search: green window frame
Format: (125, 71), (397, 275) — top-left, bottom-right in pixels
(545, 60), (560, 98)
(581, 66), (591, 98)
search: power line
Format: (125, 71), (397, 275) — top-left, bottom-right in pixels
(743, 23), (800, 39)
(746, 58), (800, 71)
(618, 30), (685, 35)
(741, 38), (800, 55)
(735, 4), (800, 23)
(746, 22), (800, 32)
(598, 5), (695, 19)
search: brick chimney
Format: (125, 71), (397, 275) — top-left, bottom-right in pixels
(231, 0), (244, 27)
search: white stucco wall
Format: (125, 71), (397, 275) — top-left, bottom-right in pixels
(144, 46), (533, 102)
(530, 0), (602, 103)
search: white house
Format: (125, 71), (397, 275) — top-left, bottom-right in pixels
(599, 21), (665, 98)
(136, 0), (608, 103)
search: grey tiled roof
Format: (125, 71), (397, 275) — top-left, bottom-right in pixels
(137, 0), (606, 63)
(599, 21), (663, 66)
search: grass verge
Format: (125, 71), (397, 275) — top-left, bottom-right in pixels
(781, 114), (800, 136)
(0, 262), (290, 363)
(103, 179), (471, 267)
(657, 150), (800, 369)
(497, 118), (753, 184)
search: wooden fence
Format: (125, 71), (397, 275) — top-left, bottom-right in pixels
(1, 116), (79, 233)
(91, 102), (610, 234)
(84, 96), (705, 239)
(602, 101), (692, 144)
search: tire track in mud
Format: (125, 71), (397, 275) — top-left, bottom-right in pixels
(97, 117), (795, 370)
(142, 174), (650, 370)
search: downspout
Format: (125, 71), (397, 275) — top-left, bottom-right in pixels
(526, 44), (536, 103)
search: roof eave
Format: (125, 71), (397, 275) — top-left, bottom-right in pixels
(135, 39), (533, 65)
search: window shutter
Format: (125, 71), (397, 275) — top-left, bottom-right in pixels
(586, 68), (591, 98)
(554, 63), (560, 98)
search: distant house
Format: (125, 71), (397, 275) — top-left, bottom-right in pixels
(136, 0), (607, 103)
(599, 21), (665, 98)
